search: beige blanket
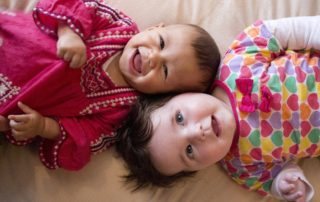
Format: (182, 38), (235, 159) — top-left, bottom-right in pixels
(0, 0), (319, 201)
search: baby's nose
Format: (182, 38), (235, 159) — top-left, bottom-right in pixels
(148, 50), (162, 69)
(189, 124), (205, 141)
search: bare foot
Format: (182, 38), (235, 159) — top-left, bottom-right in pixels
(0, 115), (9, 131)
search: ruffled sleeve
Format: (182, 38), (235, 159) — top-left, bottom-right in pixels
(271, 162), (314, 202)
(227, 20), (282, 61)
(220, 158), (284, 196)
(38, 118), (89, 170)
(4, 131), (36, 146)
(39, 105), (132, 170)
(33, 0), (95, 39)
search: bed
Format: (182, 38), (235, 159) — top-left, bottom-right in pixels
(0, 0), (319, 201)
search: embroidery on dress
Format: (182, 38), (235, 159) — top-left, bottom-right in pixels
(80, 51), (126, 98)
(79, 94), (137, 115)
(90, 132), (117, 154)
(0, 10), (16, 16)
(0, 74), (20, 104)
(80, 57), (110, 95)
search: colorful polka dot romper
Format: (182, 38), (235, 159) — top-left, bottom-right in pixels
(215, 20), (320, 196)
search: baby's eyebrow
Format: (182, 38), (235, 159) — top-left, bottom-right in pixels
(165, 31), (170, 47)
(170, 108), (175, 125)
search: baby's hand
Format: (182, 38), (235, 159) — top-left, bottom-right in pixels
(8, 102), (45, 141)
(57, 24), (87, 68)
(278, 173), (307, 202)
(0, 115), (10, 131)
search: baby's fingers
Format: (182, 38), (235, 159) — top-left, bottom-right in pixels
(79, 54), (87, 67)
(17, 102), (36, 114)
(8, 119), (27, 131)
(283, 191), (303, 202)
(11, 129), (29, 141)
(57, 46), (73, 62)
(8, 114), (29, 123)
(0, 115), (10, 131)
(63, 51), (73, 62)
(283, 173), (299, 183)
(11, 129), (27, 141)
(57, 45), (66, 59)
(70, 54), (82, 68)
(69, 51), (86, 68)
(279, 180), (295, 194)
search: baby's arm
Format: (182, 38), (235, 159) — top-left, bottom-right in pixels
(265, 16), (320, 50)
(7, 102), (60, 140)
(271, 162), (314, 202)
(57, 23), (87, 68)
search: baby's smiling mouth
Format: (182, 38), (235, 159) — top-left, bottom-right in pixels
(132, 49), (142, 74)
(211, 115), (220, 137)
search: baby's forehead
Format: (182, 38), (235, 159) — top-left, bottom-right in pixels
(150, 101), (173, 128)
(169, 67), (208, 93)
(152, 93), (197, 110)
(150, 107), (163, 129)
(165, 24), (197, 36)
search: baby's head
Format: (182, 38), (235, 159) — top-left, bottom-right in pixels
(116, 93), (236, 189)
(119, 23), (220, 94)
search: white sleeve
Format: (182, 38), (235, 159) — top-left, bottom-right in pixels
(271, 162), (314, 202)
(264, 16), (320, 50)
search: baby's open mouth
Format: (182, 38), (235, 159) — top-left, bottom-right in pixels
(211, 115), (220, 137)
(132, 49), (142, 74)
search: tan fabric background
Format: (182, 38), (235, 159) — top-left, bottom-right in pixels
(0, 0), (319, 201)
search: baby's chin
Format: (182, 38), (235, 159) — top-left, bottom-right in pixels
(129, 82), (166, 94)
(129, 84), (156, 94)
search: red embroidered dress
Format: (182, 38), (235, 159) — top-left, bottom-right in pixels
(0, 0), (139, 170)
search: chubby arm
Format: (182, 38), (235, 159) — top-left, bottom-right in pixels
(57, 23), (87, 68)
(271, 162), (314, 202)
(8, 102), (60, 140)
(264, 16), (320, 50)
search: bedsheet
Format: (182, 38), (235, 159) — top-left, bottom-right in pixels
(0, 0), (319, 201)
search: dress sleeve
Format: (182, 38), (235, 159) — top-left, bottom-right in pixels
(33, 0), (94, 39)
(220, 159), (284, 196)
(4, 131), (36, 146)
(38, 117), (90, 170)
(38, 106), (130, 170)
(225, 20), (283, 64)
(271, 162), (314, 202)
(32, 0), (138, 52)
(264, 16), (320, 50)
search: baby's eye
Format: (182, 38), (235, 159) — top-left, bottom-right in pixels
(186, 145), (194, 159)
(163, 65), (168, 79)
(159, 35), (165, 49)
(175, 111), (184, 125)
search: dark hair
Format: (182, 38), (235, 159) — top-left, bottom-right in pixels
(116, 94), (196, 190)
(186, 24), (220, 92)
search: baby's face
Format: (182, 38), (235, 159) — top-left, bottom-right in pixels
(149, 93), (236, 175)
(119, 24), (205, 93)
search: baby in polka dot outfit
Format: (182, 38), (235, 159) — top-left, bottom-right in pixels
(116, 16), (320, 202)
(0, 0), (220, 170)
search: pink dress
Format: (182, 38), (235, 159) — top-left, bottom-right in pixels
(0, 0), (139, 170)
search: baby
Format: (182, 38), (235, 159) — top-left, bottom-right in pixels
(0, 0), (220, 170)
(116, 16), (320, 202)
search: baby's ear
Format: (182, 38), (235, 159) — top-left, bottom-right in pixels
(146, 22), (165, 31)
